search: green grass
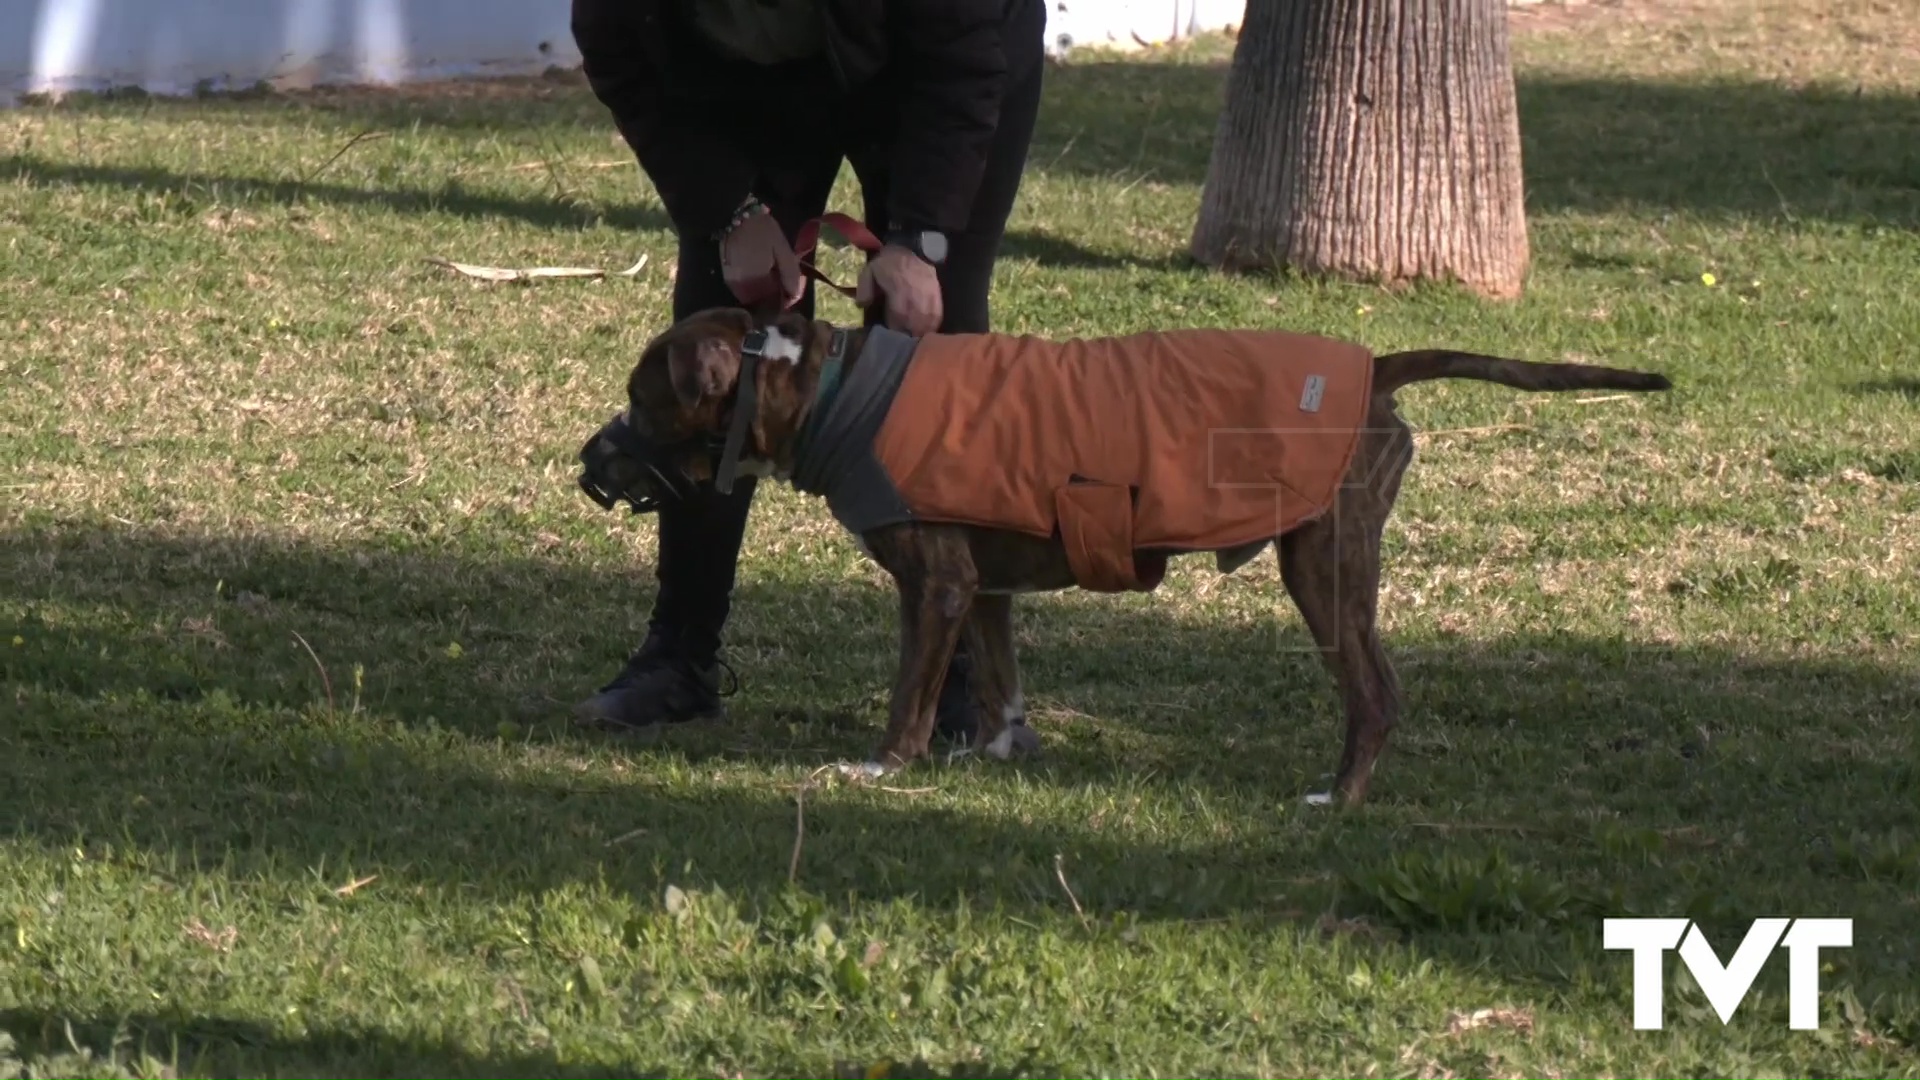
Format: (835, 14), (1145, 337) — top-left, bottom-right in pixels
(3, 2), (1919, 1075)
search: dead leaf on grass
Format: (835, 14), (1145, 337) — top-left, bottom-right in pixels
(424, 253), (649, 283)
(426, 258), (609, 283)
(1317, 914), (1398, 942)
(183, 918), (238, 952)
(200, 209), (262, 233)
(1445, 1006), (1537, 1037)
(179, 616), (228, 649)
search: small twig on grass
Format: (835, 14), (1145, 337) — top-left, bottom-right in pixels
(1571, 394), (1635, 405)
(291, 630), (334, 711)
(789, 783), (807, 885)
(604, 827), (649, 847)
(1760, 162), (1799, 224)
(1415, 423), (1533, 441)
(1053, 852), (1089, 924)
(1407, 821), (1539, 834)
(789, 765), (836, 885)
(508, 158), (631, 172)
(502, 978), (532, 1022)
(1129, 94), (1163, 171)
(876, 785), (938, 796)
(301, 129), (388, 185)
(1115, 168), (1160, 199)
(1042, 127), (1083, 173)
(333, 873), (378, 897)
(448, 158), (633, 179)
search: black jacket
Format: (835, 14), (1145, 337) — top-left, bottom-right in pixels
(570, 0), (1034, 240)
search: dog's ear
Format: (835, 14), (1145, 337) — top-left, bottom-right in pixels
(667, 335), (740, 410)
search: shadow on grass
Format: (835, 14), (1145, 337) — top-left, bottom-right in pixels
(10, 65), (1916, 254)
(5, 521), (1917, 956)
(0, 1009), (641, 1079)
(1853, 377), (1920, 402)
(0, 1006), (1067, 1076)
(0, 155), (1171, 273)
(1024, 64), (1920, 226)
(5, 521), (1919, 1069)
(0, 155), (673, 233)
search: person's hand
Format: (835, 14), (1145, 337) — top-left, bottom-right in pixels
(720, 209), (804, 311)
(857, 245), (943, 337)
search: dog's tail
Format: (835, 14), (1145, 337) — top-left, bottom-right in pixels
(1372, 350), (1673, 397)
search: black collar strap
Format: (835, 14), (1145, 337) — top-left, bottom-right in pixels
(713, 329), (766, 495)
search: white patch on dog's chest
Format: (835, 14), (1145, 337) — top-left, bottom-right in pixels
(760, 327), (804, 364)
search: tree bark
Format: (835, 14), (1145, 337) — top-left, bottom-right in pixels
(1190, 0), (1530, 299)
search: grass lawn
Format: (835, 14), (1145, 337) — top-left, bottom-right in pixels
(3, 0), (1917, 1075)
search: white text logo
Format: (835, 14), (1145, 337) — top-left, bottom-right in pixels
(1603, 917), (1852, 1030)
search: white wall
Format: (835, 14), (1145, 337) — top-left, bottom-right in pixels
(1, 0), (1245, 105)
(1045, 0), (1243, 55)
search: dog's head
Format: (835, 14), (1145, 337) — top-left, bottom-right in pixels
(577, 306), (828, 513)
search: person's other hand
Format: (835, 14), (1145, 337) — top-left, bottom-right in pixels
(720, 211), (805, 310)
(857, 245), (943, 337)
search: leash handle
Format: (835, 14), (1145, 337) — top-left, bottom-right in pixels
(791, 213), (884, 304)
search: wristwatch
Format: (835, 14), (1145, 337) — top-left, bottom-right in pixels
(886, 228), (949, 266)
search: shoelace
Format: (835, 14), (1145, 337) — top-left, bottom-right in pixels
(713, 657), (741, 698)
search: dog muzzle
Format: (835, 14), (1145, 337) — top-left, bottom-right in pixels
(576, 330), (772, 514)
(575, 412), (720, 515)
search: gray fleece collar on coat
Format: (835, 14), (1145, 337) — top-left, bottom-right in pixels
(785, 325), (919, 536)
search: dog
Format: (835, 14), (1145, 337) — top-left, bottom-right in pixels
(581, 306), (1672, 805)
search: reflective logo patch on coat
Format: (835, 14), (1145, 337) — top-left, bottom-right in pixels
(1299, 374), (1326, 413)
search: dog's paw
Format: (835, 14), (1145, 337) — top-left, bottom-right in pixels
(983, 724), (1042, 761)
(835, 760), (892, 782)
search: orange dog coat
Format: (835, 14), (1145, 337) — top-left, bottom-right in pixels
(788, 327), (1375, 593)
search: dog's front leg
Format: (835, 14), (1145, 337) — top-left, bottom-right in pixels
(867, 527), (978, 772)
(963, 593), (1033, 761)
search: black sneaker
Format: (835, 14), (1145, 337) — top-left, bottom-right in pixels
(572, 632), (736, 734)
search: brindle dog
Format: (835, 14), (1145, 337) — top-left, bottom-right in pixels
(613, 307), (1671, 805)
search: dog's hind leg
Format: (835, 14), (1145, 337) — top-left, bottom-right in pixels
(1279, 517), (1399, 807)
(1278, 421), (1411, 807)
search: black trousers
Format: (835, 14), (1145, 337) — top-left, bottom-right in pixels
(648, 1), (1047, 661)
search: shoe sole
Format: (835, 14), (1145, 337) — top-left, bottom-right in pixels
(569, 699), (727, 737)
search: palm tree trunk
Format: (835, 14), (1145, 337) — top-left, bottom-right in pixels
(1190, 0), (1530, 299)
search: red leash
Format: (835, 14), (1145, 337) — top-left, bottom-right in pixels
(791, 212), (884, 303)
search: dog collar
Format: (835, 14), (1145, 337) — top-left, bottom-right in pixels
(713, 329), (766, 495)
(789, 328), (851, 469)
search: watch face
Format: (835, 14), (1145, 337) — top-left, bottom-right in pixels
(921, 231), (949, 264)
